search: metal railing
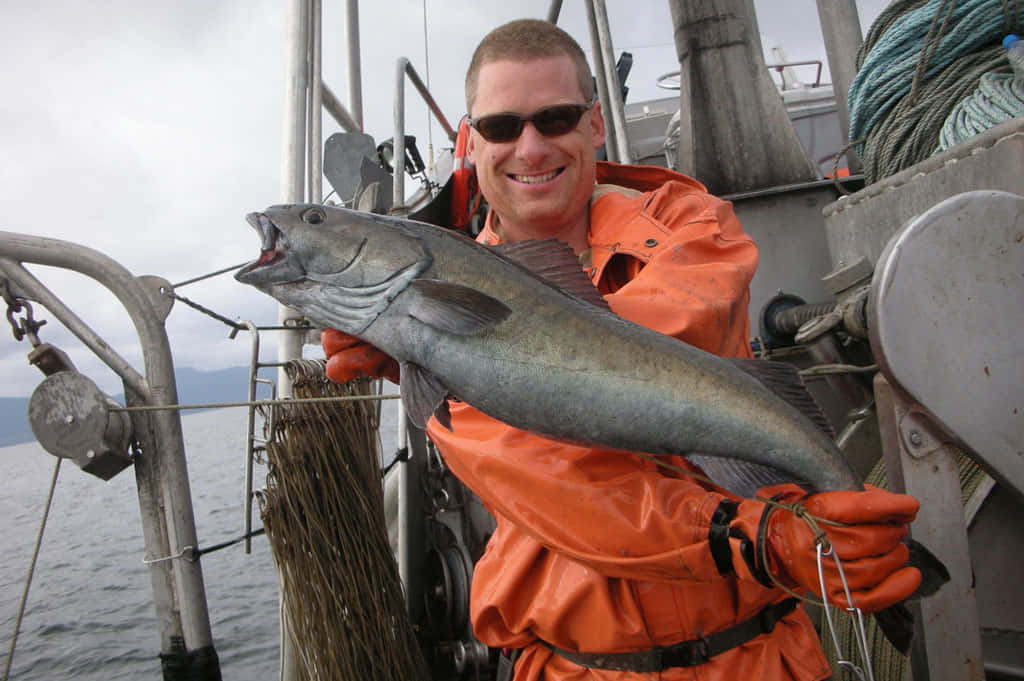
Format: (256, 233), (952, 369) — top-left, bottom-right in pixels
(0, 231), (219, 680)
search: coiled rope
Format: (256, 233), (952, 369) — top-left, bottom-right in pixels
(937, 36), (1024, 149)
(847, 0), (1023, 183)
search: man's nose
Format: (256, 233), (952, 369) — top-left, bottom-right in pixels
(514, 122), (550, 163)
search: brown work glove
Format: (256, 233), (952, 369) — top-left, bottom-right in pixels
(729, 485), (922, 614)
(322, 329), (400, 384)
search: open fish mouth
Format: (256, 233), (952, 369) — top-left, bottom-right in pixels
(238, 212), (287, 275)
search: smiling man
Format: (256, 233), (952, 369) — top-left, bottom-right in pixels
(464, 36), (602, 254)
(323, 18), (922, 681)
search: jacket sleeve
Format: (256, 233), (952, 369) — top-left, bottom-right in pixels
(427, 182), (763, 584)
(428, 405), (770, 584)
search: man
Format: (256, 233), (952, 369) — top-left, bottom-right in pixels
(323, 19), (921, 681)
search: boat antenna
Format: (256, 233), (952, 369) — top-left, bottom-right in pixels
(422, 0), (435, 173)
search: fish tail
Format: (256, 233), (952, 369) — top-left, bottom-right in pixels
(872, 539), (950, 654)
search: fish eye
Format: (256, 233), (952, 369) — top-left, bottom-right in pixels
(303, 208), (326, 225)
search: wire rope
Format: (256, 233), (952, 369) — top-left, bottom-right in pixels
(2, 459), (62, 681)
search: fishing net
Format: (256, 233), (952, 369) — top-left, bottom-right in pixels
(259, 360), (429, 681)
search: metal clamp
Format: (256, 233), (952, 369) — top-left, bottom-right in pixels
(143, 545), (197, 565)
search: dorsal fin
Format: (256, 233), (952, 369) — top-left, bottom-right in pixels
(727, 358), (836, 439)
(493, 239), (610, 311)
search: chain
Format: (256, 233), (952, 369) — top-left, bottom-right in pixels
(1, 279), (46, 346)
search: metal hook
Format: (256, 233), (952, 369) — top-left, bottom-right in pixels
(816, 541), (875, 681)
(3, 284), (46, 347)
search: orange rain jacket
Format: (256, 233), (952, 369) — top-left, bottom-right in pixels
(426, 162), (831, 681)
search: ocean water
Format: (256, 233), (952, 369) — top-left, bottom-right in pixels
(1, 402), (400, 680)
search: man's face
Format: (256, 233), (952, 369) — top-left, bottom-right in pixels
(467, 56), (605, 238)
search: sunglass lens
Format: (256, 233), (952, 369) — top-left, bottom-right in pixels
(533, 105), (584, 136)
(477, 114), (523, 143)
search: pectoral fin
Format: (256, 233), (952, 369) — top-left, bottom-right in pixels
(407, 279), (512, 336)
(400, 361), (452, 430)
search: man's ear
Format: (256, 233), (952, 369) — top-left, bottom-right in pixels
(466, 128), (478, 165)
(590, 101), (606, 150)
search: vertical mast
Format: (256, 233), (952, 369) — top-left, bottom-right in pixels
(667, 0), (816, 194)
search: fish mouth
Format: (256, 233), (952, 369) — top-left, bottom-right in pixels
(237, 212), (287, 277)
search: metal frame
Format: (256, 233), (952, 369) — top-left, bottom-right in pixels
(0, 231), (218, 680)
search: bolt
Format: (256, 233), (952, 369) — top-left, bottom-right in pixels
(909, 431), (923, 447)
(65, 415), (75, 424)
(86, 450), (95, 459)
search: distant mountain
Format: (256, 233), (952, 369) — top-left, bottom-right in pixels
(0, 366), (252, 448)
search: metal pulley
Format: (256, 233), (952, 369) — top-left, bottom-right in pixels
(28, 370), (133, 480)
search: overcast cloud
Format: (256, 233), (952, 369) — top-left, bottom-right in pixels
(0, 0), (889, 398)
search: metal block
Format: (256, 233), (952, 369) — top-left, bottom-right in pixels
(28, 370), (133, 480)
(823, 117), (1024, 269)
(869, 190), (1024, 497)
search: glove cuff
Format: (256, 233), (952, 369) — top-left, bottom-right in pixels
(740, 503), (777, 588)
(708, 498), (774, 588)
(708, 498), (738, 577)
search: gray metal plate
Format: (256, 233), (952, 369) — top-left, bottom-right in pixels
(323, 132), (377, 205)
(869, 190), (1024, 495)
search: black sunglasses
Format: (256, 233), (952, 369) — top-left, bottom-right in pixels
(468, 97), (597, 143)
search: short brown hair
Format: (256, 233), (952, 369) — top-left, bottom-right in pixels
(465, 19), (594, 114)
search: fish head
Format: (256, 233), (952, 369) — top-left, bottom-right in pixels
(235, 204), (431, 333)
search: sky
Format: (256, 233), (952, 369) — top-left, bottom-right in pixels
(0, 0), (890, 399)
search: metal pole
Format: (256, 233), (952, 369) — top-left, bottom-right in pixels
(589, 0), (633, 164)
(278, 0), (310, 399)
(815, 0), (863, 174)
(393, 58), (408, 211)
(321, 83), (363, 132)
(404, 62), (457, 142)
(277, 2), (309, 678)
(546, 0), (563, 23)
(240, 321), (260, 555)
(345, 0), (363, 130)
(583, 0), (618, 162)
(310, 0), (323, 204)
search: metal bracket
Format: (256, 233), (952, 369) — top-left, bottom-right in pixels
(898, 410), (947, 459)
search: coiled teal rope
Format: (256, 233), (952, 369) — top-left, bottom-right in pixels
(937, 68), (1024, 150)
(847, 0), (1023, 183)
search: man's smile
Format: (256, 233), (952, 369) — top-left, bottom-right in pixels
(509, 168), (564, 185)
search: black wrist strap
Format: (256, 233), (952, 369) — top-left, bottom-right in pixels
(708, 498), (738, 577)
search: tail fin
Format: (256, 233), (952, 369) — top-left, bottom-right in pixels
(873, 539), (950, 654)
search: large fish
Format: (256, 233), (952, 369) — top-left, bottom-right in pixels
(235, 203), (947, 650)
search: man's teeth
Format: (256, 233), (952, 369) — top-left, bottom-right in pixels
(511, 169), (560, 184)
